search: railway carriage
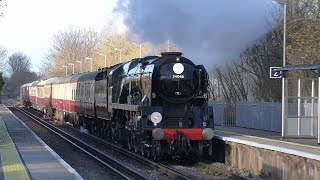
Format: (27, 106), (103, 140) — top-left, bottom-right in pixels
(35, 80), (49, 112)
(29, 81), (39, 108)
(76, 71), (102, 118)
(20, 52), (214, 161)
(49, 76), (75, 122)
(20, 83), (32, 107)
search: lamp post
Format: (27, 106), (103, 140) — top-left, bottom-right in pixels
(133, 43), (142, 58)
(68, 63), (74, 74)
(273, 0), (287, 138)
(85, 57), (92, 71)
(62, 65), (68, 77)
(99, 53), (107, 67)
(272, 0), (287, 67)
(114, 48), (122, 63)
(76, 61), (82, 73)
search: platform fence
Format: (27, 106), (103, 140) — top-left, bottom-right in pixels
(209, 100), (236, 126)
(209, 100), (283, 131)
(208, 100), (225, 126)
(236, 101), (282, 132)
(209, 100), (319, 133)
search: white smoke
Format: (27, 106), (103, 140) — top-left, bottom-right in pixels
(114, 0), (275, 71)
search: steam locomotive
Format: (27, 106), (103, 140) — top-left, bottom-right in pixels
(20, 52), (214, 161)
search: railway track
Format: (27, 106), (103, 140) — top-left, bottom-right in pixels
(12, 106), (249, 180)
(56, 124), (249, 180)
(13, 106), (148, 180)
(13, 106), (197, 180)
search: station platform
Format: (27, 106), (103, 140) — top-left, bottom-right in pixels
(214, 126), (320, 161)
(214, 125), (320, 179)
(0, 104), (82, 180)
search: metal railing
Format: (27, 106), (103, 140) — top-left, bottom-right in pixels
(236, 101), (282, 132)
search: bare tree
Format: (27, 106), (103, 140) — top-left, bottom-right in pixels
(7, 52), (32, 75)
(96, 31), (151, 67)
(42, 27), (99, 77)
(3, 52), (38, 98)
(210, 0), (320, 103)
(0, 47), (7, 71)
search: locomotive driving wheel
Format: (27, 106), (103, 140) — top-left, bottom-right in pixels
(133, 134), (144, 155)
(127, 130), (133, 150)
(152, 140), (161, 161)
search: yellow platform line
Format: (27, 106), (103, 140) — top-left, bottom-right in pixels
(215, 129), (320, 150)
(0, 116), (30, 180)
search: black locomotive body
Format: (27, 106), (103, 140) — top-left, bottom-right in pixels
(106, 52), (214, 160)
(21, 52), (214, 161)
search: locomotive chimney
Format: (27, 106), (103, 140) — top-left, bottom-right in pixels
(161, 52), (182, 57)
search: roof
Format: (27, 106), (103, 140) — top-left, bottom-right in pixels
(30, 81), (39, 87)
(279, 64), (320, 71)
(70, 73), (83, 82)
(21, 83), (32, 88)
(49, 75), (77, 84)
(77, 70), (102, 81)
(45, 77), (59, 85)
(37, 79), (48, 86)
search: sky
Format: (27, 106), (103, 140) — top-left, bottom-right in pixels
(0, 0), (121, 71)
(0, 0), (278, 73)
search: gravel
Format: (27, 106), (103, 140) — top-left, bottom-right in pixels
(58, 124), (173, 180)
(205, 162), (266, 180)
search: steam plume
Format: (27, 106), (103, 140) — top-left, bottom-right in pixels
(115, 0), (274, 70)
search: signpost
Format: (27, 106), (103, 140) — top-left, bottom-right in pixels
(270, 67), (281, 78)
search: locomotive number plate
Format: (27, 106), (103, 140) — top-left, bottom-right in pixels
(172, 75), (185, 79)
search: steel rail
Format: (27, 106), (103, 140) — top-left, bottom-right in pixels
(20, 107), (196, 180)
(67, 126), (197, 180)
(20, 107), (247, 180)
(13, 107), (148, 180)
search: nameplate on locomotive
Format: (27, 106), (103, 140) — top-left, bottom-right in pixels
(172, 75), (185, 79)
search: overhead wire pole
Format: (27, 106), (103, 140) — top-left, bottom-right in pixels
(318, 74), (320, 144)
(282, 1), (287, 138)
(272, 0), (287, 137)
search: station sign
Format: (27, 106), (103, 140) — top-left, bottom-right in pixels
(270, 67), (281, 79)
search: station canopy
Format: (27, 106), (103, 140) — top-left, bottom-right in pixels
(279, 63), (320, 144)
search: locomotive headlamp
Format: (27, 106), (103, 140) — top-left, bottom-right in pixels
(151, 112), (162, 124)
(202, 128), (214, 140)
(176, 57), (180, 62)
(173, 63), (184, 74)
